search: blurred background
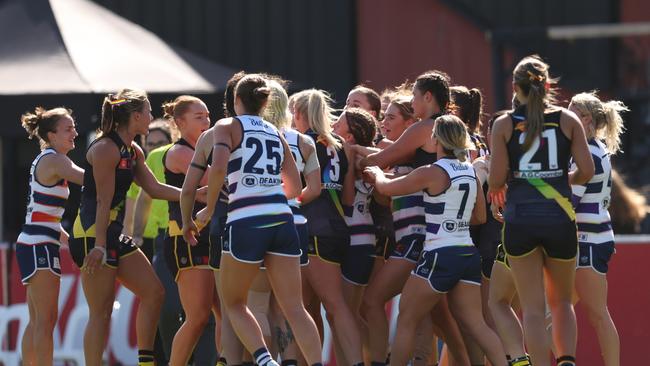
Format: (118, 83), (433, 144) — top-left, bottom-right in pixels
(2, 0), (650, 242)
(1, 0), (649, 364)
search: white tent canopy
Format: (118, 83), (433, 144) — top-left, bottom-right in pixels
(0, 0), (234, 95)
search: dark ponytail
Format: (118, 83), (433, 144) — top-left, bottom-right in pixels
(450, 86), (483, 133)
(512, 55), (558, 151)
(235, 74), (270, 115)
(414, 70), (451, 113)
(344, 108), (377, 147)
(100, 89), (149, 137)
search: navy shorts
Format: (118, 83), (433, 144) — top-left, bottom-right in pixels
(16, 243), (61, 284)
(412, 246), (482, 293)
(224, 220), (301, 263)
(577, 241), (615, 274)
(503, 221), (578, 260)
(165, 230), (211, 281)
(70, 221), (139, 269)
(342, 244), (375, 285)
(209, 215), (227, 270)
(390, 234), (425, 262)
(307, 235), (350, 265)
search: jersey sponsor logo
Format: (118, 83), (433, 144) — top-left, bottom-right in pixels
(259, 177), (282, 186)
(118, 157), (133, 170)
(578, 233), (588, 241)
(242, 175), (258, 187)
(241, 175), (281, 187)
(449, 162), (469, 171)
(322, 182), (342, 190)
(443, 220), (457, 232)
(513, 169), (563, 179)
(601, 198), (610, 209)
(442, 220), (470, 233)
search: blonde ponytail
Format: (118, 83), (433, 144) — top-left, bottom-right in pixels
(570, 91), (628, 155)
(601, 100), (628, 155)
(293, 89), (341, 149)
(432, 115), (472, 162)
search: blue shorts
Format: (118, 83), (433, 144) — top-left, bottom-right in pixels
(342, 244), (375, 285)
(390, 234), (425, 262)
(16, 243), (61, 284)
(577, 241), (615, 274)
(412, 246), (482, 293)
(224, 219), (301, 263)
(209, 215), (227, 270)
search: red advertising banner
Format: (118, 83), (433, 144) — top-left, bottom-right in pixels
(1, 237), (649, 365)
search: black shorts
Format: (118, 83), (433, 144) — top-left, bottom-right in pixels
(307, 235), (350, 265)
(341, 244), (375, 285)
(296, 223), (309, 266)
(224, 220), (300, 263)
(140, 237), (155, 262)
(577, 241), (615, 274)
(494, 243), (510, 270)
(165, 232), (211, 281)
(70, 220), (139, 269)
(503, 221), (578, 260)
(374, 229), (396, 260)
(16, 243), (61, 284)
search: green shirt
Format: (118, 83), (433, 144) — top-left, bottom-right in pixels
(127, 144), (172, 238)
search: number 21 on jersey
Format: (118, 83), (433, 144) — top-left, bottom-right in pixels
(518, 129), (558, 171)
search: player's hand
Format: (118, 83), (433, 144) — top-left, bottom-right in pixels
(363, 166), (384, 185)
(195, 186), (209, 203)
(83, 246), (106, 275)
(132, 236), (144, 248)
(487, 186), (506, 223)
(490, 202), (504, 223)
(182, 219), (200, 246)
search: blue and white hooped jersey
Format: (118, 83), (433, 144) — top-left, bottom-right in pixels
(571, 139), (614, 244)
(345, 179), (376, 246)
(423, 158), (477, 251)
(282, 128), (307, 225)
(17, 148), (69, 246)
(226, 115), (292, 224)
(391, 164), (426, 241)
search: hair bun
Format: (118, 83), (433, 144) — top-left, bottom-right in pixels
(254, 86), (271, 97)
(162, 101), (176, 119)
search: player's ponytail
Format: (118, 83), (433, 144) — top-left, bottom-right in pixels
(432, 114), (472, 162)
